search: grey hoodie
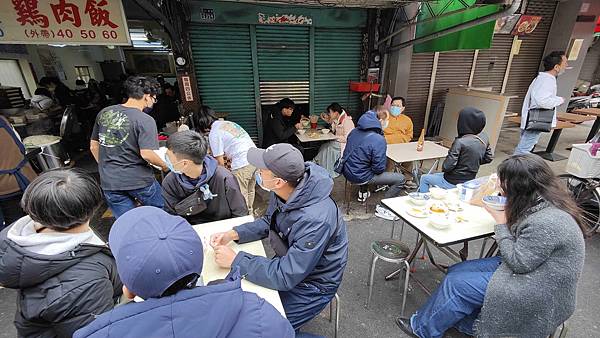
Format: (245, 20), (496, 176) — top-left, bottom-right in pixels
(0, 217), (122, 338)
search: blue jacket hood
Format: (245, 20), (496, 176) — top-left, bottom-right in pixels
(280, 162), (333, 212)
(175, 155), (218, 189)
(356, 110), (383, 134)
(73, 268), (294, 338)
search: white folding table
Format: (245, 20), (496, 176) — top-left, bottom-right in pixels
(193, 215), (286, 316)
(296, 130), (338, 143)
(381, 192), (496, 291)
(386, 141), (449, 185)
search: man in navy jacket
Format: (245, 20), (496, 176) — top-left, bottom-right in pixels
(74, 207), (293, 338)
(211, 143), (348, 330)
(341, 107), (406, 202)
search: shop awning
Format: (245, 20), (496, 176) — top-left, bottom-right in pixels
(414, 0), (500, 53)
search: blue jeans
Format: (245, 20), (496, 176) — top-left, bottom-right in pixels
(280, 282), (335, 330)
(514, 129), (542, 155)
(365, 172), (406, 198)
(410, 256), (502, 338)
(418, 173), (456, 193)
(103, 180), (164, 218)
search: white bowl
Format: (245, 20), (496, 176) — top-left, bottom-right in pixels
(408, 192), (430, 206)
(430, 215), (450, 229)
(482, 195), (507, 211)
(297, 129), (306, 135)
(429, 187), (448, 200)
(321, 128), (330, 134)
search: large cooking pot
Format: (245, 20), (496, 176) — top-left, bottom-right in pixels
(23, 135), (71, 171)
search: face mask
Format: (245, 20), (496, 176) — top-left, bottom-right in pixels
(164, 155), (183, 174)
(256, 172), (278, 192)
(557, 68), (566, 76)
(381, 119), (389, 129)
(390, 106), (402, 117)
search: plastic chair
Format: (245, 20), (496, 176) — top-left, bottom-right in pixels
(366, 240), (411, 316)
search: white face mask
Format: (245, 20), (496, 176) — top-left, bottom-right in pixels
(381, 119), (389, 129)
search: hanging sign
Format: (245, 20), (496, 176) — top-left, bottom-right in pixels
(181, 76), (194, 102)
(0, 0), (131, 45)
(511, 15), (542, 36)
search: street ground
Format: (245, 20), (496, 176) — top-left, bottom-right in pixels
(1, 120), (599, 337)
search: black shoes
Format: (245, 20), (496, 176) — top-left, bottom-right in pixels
(395, 317), (418, 338)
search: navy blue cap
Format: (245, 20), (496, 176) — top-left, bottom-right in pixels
(247, 143), (305, 182)
(108, 206), (203, 299)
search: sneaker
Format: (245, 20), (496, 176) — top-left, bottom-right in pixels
(375, 204), (399, 221)
(405, 181), (418, 189)
(395, 317), (418, 337)
(358, 190), (371, 202)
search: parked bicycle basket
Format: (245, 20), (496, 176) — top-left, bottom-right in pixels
(566, 144), (600, 178)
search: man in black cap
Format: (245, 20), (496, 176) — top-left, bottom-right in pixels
(210, 143), (348, 330)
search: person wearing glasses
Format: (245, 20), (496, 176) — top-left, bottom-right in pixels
(90, 76), (168, 218)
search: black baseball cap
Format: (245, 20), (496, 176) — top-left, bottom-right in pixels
(247, 144), (305, 182)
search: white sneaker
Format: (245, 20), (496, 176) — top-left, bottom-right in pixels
(358, 190), (371, 202)
(375, 204), (399, 221)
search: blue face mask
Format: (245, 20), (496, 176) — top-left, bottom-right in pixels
(255, 172), (270, 192)
(164, 155), (183, 174)
(390, 106), (402, 117)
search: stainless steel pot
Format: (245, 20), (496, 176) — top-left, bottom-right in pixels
(24, 135), (71, 171)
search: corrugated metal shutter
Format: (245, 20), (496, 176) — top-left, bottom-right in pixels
(430, 51), (474, 114)
(256, 26), (309, 104)
(580, 39), (600, 84)
(189, 25), (258, 138)
(314, 28), (363, 115)
(472, 34), (514, 92)
(504, 0), (558, 113)
(405, 53), (435, 133)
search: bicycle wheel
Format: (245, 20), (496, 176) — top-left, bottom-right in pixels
(559, 174), (600, 236)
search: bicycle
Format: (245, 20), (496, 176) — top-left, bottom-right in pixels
(559, 140), (600, 237)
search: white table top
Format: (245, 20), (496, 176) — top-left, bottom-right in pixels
(296, 129), (338, 143)
(192, 216), (286, 317)
(381, 190), (495, 247)
(386, 141), (449, 163)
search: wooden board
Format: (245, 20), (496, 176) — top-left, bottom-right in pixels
(506, 116), (574, 129)
(557, 112), (596, 124)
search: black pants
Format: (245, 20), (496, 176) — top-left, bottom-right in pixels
(0, 194), (25, 231)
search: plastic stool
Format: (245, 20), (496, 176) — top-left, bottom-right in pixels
(328, 293), (340, 338)
(366, 240), (411, 316)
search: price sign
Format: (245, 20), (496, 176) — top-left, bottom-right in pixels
(0, 0), (130, 45)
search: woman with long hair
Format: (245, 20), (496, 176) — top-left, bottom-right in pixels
(396, 154), (587, 338)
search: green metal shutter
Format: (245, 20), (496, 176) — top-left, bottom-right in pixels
(314, 28), (363, 116)
(256, 26), (310, 104)
(189, 25), (258, 139)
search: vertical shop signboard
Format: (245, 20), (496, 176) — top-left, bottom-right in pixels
(0, 0), (131, 45)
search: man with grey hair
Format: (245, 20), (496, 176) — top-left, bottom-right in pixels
(161, 130), (248, 224)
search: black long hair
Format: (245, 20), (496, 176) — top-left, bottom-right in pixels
(497, 154), (587, 235)
(191, 105), (217, 133)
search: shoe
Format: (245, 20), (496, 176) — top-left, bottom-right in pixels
(375, 204), (399, 221)
(405, 181), (418, 189)
(395, 317), (418, 337)
(358, 190), (371, 202)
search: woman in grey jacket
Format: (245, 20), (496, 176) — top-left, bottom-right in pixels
(397, 154), (587, 338)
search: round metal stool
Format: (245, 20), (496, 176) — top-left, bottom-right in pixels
(366, 239), (411, 316)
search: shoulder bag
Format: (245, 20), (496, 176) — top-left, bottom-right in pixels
(525, 77), (554, 133)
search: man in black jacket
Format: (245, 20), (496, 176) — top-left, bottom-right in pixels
(0, 168), (122, 338)
(263, 98), (302, 147)
(162, 130), (248, 224)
